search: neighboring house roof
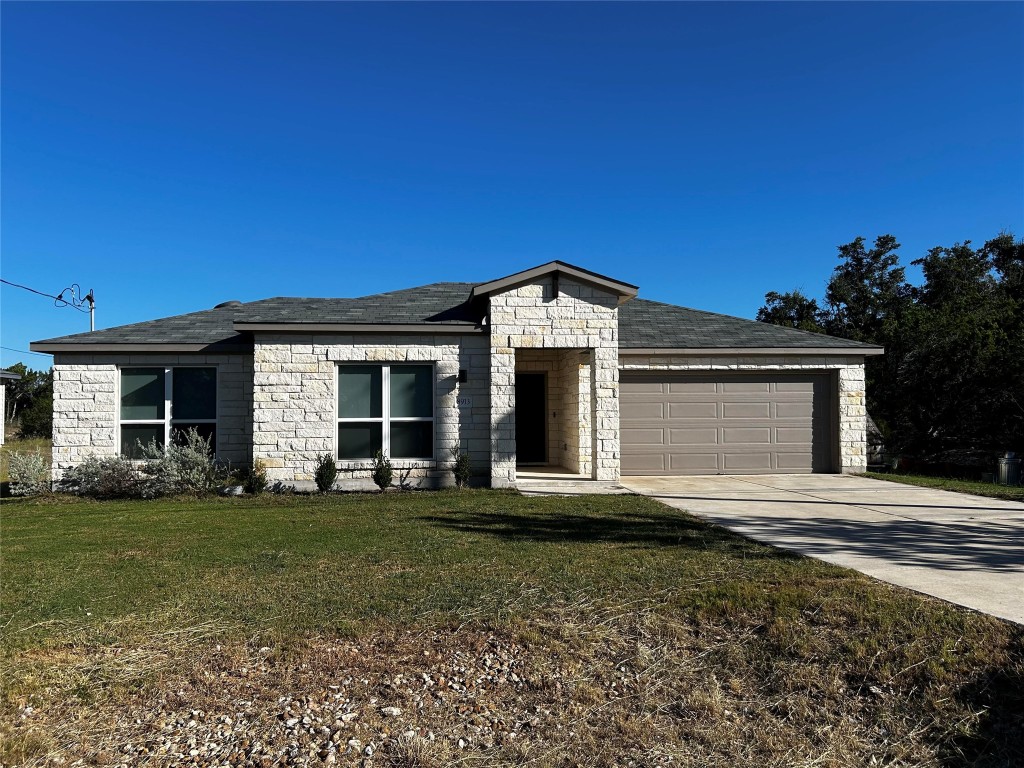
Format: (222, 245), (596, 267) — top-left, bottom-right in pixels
(29, 266), (882, 355)
(0, 369), (23, 380)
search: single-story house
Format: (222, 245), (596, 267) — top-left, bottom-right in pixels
(31, 262), (882, 489)
(1, 368), (24, 445)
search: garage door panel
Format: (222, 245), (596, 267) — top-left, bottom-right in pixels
(669, 453), (720, 472)
(723, 453), (774, 471)
(621, 453), (667, 472)
(721, 427), (772, 444)
(668, 381), (717, 394)
(622, 427), (666, 446)
(721, 380), (771, 393)
(776, 380), (816, 392)
(668, 428), (718, 445)
(723, 402), (771, 419)
(621, 372), (833, 476)
(621, 401), (665, 420)
(627, 381), (666, 394)
(668, 401), (718, 419)
(776, 427), (813, 444)
(776, 452), (815, 470)
(775, 402), (813, 418)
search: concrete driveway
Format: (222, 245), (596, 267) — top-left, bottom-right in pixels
(621, 474), (1024, 625)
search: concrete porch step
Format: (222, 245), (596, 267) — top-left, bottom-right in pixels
(515, 478), (633, 497)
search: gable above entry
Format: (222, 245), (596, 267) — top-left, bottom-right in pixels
(469, 261), (639, 305)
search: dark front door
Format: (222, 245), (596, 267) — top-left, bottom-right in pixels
(515, 373), (547, 464)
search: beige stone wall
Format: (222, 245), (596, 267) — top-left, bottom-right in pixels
(50, 352), (253, 478)
(618, 353), (868, 473)
(562, 352), (591, 475)
(251, 333), (490, 488)
(488, 276), (620, 486)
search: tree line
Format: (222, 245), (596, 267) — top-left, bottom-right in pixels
(4, 362), (53, 439)
(757, 233), (1023, 469)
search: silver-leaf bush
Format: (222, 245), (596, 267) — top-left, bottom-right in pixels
(7, 449), (51, 496)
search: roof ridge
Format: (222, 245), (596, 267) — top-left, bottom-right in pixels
(358, 281), (477, 300)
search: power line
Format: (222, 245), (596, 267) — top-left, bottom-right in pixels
(1, 346), (53, 358)
(1, 278), (62, 301)
(1, 278), (91, 313)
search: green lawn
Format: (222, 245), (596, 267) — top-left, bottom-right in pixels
(2, 491), (1022, 766)
(865, 471), (1024, 502)
(2, 490), (841, 644)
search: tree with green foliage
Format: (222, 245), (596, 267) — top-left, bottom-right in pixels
(757, 233), (1023, 470)
(822, 234), (911, 342)
(894, 237), (1023, 459)
(4, 362), (53, 439)
(755, 290), (825, 333)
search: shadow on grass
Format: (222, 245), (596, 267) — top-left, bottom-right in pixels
(947, 631), (1024, 766)
(419, 508), (799, 558)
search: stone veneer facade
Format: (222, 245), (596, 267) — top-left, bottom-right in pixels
(47, 287), (869, 484)
(250, 333), (491, 488)
(50, 352), (253, 478)
(487, 276), (620, 487)
(618, 353), (868, 473)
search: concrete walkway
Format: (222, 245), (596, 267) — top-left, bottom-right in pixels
(621, 474), (1024, 625)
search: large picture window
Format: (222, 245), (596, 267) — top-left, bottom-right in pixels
(119, 367), (217, 458)
(337, 364), (434, 460)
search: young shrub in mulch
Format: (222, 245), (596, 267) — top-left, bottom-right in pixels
(7, 449), (52, 497)
(371, 450), (393, 492)
(450, 445), (472, 488)
(313, 453), (338, 494)
(243, 459), (269, 495)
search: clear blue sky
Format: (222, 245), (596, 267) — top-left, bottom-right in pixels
(2, 2), (1022, 369)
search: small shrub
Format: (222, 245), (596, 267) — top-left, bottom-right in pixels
(371, 449), (393, 492)
(140, 429), (226, 496)
(8, 449), (51, 496)
(59, 429), (226, 499)
(244, 459), (269, 495)
(314, 453), (338, 493)
(59, 454), (149, 499)
(450, 445), (472, 488)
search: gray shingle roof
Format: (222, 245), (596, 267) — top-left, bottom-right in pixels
(32, 281), (879, 353)
(238, 283), (480, 325)
(619, 298), (878, 350)
(32, 304), (251, 349)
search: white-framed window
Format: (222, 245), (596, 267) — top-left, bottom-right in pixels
(336, 364), (434, 460)
(119, 367), (217, 458)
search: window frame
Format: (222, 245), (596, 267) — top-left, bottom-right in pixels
(117, 366), (218, 457)
(335, 363), (436, 462)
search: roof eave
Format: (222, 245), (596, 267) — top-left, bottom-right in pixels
(30, 341), (253, 353)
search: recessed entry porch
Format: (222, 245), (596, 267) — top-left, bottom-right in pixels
(512, 348), (593, 480)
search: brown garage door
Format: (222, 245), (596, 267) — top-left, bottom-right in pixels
(621, 373), (834, 475)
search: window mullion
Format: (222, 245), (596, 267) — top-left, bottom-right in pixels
(382, 365), (391, 458)
(164, 368), (173, 449)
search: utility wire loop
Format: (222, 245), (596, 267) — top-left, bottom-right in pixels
(1, 278), (93, 314)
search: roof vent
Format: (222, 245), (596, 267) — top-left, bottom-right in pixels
(215, 300), (243, 309)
